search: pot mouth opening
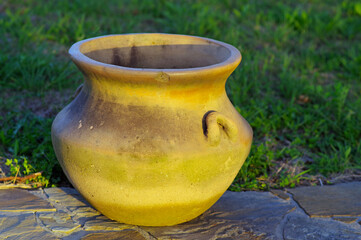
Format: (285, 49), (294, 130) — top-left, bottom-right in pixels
(70, 34), (241, 71)
(84, 44), (230, 69)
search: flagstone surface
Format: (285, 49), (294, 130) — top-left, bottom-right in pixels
(0, 188), (55, 212)
(287, 182), (361, 218)
(0, 182), (360, 239)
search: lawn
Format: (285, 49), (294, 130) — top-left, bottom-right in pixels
(0, 0), (360, 189)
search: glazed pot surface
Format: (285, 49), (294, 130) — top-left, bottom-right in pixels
(52, 33), (252, 226)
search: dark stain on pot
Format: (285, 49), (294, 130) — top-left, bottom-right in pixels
(129, 46), (138, 68)
(112, 48), (121, 66)
(58, 90), (204, 154)
(69, 90), (90, 120)
(72, 84), (83, 99)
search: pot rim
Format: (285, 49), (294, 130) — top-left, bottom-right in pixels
(68, 33), (242, 76)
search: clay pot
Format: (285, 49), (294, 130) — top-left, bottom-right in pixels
(51, 33), (252, 226)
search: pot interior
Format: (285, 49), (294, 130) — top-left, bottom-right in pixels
(84, 44), (231, 69)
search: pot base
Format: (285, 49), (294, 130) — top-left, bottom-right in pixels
(93, 192), (223, 226)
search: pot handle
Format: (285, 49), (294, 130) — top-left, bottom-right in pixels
(204, 111), (238, 146)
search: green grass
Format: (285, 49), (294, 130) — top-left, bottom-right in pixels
(0, 0), (360, 189)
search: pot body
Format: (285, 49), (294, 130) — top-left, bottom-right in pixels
(51, 34), (252, 226)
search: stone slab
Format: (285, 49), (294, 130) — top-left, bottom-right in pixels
(145, 191), (295, 240)
(284, 214), (361, 240)
(83, 215), (130, 231)
(288, 182), (361, 217)
(333, 217), (358, 223)
(38, 211), (81, 236)
(0, 189), (56, 212)
(68, 206), (102, 226)
(270, 189), (290, 200)
(2, 185), (361, 239)
(0, 213), (59, 240)
(80, 230), (146, 240)
(44, 187), (89, 208)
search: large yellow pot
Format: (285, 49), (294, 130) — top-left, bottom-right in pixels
(51, 33), (253, 226)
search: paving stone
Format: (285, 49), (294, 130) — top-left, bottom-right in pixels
(83, 215), (130, 231)
(284, 214), (361, 240)
(3, 185), (360, 240)
(80, 230), (146, 240)
(0, 213), (59, 239)
(0, 189), (55, 213)
(288, 182), (361, 217)
(45, 187), (89, 208)
(27, 188), (47, 199)
(69, 206), (102, 225)
(333, 217), (358, 223)
(37, 211), (81, 236)
(144, 191), (295, 240)
(270, 189), (290, 201)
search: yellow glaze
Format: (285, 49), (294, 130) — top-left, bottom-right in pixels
(51, 33), (253, 226)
